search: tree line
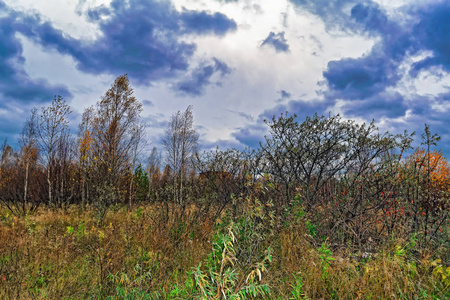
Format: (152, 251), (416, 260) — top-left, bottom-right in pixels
(0, 74), (448, 253)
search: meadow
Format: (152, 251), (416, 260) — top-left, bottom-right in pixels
(1, 76), (448, 299)
(0, 180), (448, 299)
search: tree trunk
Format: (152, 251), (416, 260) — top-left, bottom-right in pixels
(24, 158), (29, 207)
(129, 172), (134, 209)
(47, 166), (52, 205)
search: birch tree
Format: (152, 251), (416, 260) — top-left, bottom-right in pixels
(163, 105), (199, 208)
(37, 95), (71, 205)
(19, 108), (38, 206)
(90, 75), (144, 204)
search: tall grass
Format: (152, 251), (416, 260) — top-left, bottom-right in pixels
(0, 203), (448, 299)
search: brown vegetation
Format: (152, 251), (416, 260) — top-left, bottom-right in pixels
(0, 75), (448, 299)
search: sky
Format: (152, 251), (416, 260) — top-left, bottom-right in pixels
(1, 0), (450, 157)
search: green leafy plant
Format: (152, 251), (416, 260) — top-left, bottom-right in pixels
(66, 226), (74, 235)
(168, 284), (184, 299)
(306, 221), (316, 238)
(193, 222), (271, 299)
(77, 222), (86, 238)
(317, 242), (335, 280)
(106, 264), (161, 300)
(290, 272), (307, 299)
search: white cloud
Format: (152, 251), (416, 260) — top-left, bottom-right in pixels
(8, 0), (441, 153)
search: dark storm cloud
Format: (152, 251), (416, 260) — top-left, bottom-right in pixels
(407, 92), (450, 123)
(85, 5), (110, 21)
(323, 52), (401, 100)
(0, 99), (41, 147)
(0, 3), (71, 107)
(180, 9), (237, 36)
(350, 2), (392, 36)
(409, 2), (450, 76)
(47, 1), (192, 83)
(288, 0), (405, 104)
(10, 0), (237, 85)
(142, 113), (168, 129)
(289, 0), (397, 37)
(174, 58), (231, 96)
(320, 1), (412, 101)
(260, 32), (289, 52)
(342, 92), (407, 119)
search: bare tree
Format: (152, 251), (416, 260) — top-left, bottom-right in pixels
(19, 108), (38, 206)
(195, 147), (251, 219)
(142, 147), (163, 202)
(37, 95), (72, 205)
(148, 147), (161, 171)
(1, 141), (14, 174)
(260, 113), (392, 209)
(0, 139), (43, 216)
(128, 122), (146, 207)
(163, 105), (199, 208)
(54, 125), (76, 207)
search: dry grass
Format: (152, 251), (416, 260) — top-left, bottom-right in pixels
(0, 204), (448, 299)
(0, 204), (213, 299)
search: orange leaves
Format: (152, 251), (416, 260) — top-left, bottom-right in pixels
(78, 130), (93, 162)
(20, 144), (40, 165)
(79, 130), (93, 156)
(409, 149), (449, 178)
(408, 149), (450, 195)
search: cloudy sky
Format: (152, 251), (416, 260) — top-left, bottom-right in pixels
(1, 0), (449, 156)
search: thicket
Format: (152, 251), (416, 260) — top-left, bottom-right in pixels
(0, 75), (448, 299)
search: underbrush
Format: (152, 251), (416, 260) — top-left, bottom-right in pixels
(0, 202), (448, 299)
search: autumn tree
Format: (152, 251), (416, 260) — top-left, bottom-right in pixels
(88, 75), (144, 205)
(78, 106), (95, 206)
(409, 149), (449, 205)
(163, 105), (199, 208)
(402, 146), (449, 247)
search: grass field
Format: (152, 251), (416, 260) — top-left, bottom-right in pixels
(1, 202), (448, 300)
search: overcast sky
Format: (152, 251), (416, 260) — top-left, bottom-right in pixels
(1, 0), (449, 156)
